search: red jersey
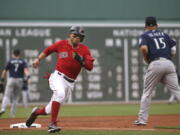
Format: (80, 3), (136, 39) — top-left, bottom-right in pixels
(43, 40), (94, 79)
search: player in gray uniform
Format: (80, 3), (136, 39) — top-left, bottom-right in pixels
(168, 72), (180, 104)
(134, 16), (180, 125)
(0, 49), (30, 117)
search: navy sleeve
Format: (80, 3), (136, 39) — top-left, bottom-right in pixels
(170, 38), (176, 47)
(166, 34), (176, 47)
(5, 61), (11, 70)
(139, 34), (148, 47)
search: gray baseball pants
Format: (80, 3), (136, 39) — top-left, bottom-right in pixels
(138, 58), (180, 123)
(1, 77), (23, 117)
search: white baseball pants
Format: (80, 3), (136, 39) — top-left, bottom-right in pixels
(45, 70), (74, 114)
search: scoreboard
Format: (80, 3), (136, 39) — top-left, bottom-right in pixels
(0, 23), (179, 102)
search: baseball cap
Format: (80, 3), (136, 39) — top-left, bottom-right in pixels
(13, 49), (21, 56)
(145, 16), (157, 27)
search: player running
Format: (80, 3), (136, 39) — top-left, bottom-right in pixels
(25, 26), (94, 133)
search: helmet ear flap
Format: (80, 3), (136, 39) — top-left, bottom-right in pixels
(80, 35), (85, 42)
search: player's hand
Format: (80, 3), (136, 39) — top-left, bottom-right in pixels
(0, 78), (4, 84)
(32, 58), (40, 68)
(73, 52), (84, 65)
(23, 75), (30, 83)
(0, 83), (4, 93)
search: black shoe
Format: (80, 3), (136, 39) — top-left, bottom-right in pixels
(0, 110), (5, 116)
(26, 107), (38, 127)
(133, 120), (146, 126)
(48, 123), (61, 133)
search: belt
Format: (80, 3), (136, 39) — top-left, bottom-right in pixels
(154, 57), (167, 60)
(152, 57), (170, 62)
(57, 72), (75, 83)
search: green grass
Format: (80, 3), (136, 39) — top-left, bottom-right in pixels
(1, 103), (180, 135)
(1, 103), (180, 118)
(155, 126), (180, 130)
(1, 130), (180, 135)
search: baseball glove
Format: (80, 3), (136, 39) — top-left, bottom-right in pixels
(73, 52), (84, 65)
(0, 83), (4, 93)
(43, 72), (51, 79)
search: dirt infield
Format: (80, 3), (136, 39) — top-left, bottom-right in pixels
(0, 115), (180, 131)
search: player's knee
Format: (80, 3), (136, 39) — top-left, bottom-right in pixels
(53, 91), (65, 103)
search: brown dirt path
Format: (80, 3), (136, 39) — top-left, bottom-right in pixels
(0, 115), (180, 132)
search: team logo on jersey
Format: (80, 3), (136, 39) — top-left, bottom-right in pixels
(59, 52), (68, 58)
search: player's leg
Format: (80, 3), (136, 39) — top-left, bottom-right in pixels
(22, 83), (29, 108)
(65, 86), (73, 103)
(10, 81), (22, 118)
(22, 90), (28, 108)
(163, 72), (180, 102)
(26, 99), (47, 126)
(47, 71), (74, 133)
(136, 62), (164, 125)
(42, 83), (72, 115)
(10, 89), (17, 118)
(26, 71), (64, 131)
(168, 94), (176, 104)
(0, 79), (14, 115)
(48, 73), (66, 125)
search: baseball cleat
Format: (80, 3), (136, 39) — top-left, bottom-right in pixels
(26, 107), (39, 127)
(48, 123), (61, 133)
(133, 120), (147, 126)
(0, 110), (5, 116)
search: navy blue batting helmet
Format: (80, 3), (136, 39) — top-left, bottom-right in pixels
(69, 26), (85, 42)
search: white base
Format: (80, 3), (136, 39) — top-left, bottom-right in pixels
(10, 123), (41, 128)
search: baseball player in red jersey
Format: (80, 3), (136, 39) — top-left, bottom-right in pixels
(25, 26), (94, 133)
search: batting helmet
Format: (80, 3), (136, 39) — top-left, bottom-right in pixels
(69, 26), (85, 42)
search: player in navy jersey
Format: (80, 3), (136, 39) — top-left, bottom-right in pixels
(134, 16), (180, 125)
(0, 49), (30, 117)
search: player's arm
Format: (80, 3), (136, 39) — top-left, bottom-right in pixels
(139, 35), (150, 64)
(0, 70), (6, 93)
(32, 52), (46, 68)
(24, 67), (31, 81)
(73, 48), (94, 71)
(0, 70), (7, 83)
(0, 61), (10, 83)
(139, 45), (150, 64)
(33, 41), (59, 68)
(81, 48), (94, 71)
(166, 34), (176, 57)
(171, 46), (176, 57)
(82, 54), (94, 71)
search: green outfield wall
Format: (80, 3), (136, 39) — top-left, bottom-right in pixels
(0, 0), (179, 21)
